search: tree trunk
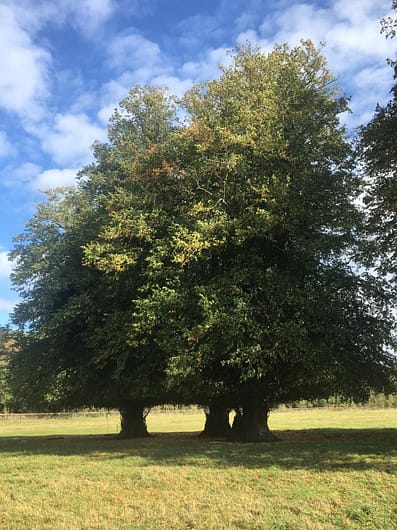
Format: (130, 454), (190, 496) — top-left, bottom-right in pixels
(200, 402), (232, 438)
(118, 402), (149, 438)
(231, 402), (277, 442)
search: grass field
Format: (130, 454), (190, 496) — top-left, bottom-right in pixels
(0, 409), (396, 529)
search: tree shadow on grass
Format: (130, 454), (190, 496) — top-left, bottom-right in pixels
(0, 428), (396, 473)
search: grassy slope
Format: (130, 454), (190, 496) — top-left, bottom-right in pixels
(0, 409), (396, 529)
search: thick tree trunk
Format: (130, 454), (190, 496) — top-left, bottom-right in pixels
(118, 402), (149, 438)
(231, 402), (277, 442)
(200, 402), (232, 438)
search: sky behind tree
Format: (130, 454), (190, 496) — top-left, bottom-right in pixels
(0, 0), (394, 324)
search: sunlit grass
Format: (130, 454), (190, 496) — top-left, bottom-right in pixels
(1, 407), (395, 438)
(0, 409), (396, 529)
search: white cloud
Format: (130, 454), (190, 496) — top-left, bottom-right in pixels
(332, 0), (387, 24)
(33, 168), (78, 190)
(40, 113), (107, 166)
(0, 4), (50, 121)
(353, 65), (392, 95)
(0, 252), (13, 279)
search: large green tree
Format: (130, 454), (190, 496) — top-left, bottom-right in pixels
(126, 42), (396, 440)
(10, 86), (181, 436)
(10, 43), (396, 442)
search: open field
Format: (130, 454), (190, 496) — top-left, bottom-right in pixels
(0, 409), (396, 529)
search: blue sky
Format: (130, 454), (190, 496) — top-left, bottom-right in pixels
(0, 0), (395, 325)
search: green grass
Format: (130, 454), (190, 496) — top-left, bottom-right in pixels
(0, 409), (396, 529)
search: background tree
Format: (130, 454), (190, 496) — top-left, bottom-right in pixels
(0, 326), (16, 413)
(358, 1), (397, 281)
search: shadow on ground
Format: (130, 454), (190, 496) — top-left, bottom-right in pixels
(0, 428), (396, 473)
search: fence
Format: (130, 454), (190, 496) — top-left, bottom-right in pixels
(1, 404), (394, 421)
(0, 407), (205, 421)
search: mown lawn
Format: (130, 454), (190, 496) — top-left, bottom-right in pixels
(0, 409), (396, 529)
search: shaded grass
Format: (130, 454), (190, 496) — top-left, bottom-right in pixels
(0, 409), (396, 529)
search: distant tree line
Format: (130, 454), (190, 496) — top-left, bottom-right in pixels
(3, 33), (396, 441)
(287, 392), (397, 409)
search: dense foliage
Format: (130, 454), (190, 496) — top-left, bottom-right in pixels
(358, 2), (397, 282)
(0, 326), (16, 412)
(9, 42), (396, 440)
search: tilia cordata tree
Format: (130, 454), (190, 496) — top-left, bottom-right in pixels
(10, 43), (396, 442)
(10, 86), (181, 437)
(129, 42), (396, 440)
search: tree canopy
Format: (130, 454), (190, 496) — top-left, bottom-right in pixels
(9, 41), (396, 441)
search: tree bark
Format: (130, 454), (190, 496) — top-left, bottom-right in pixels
(231, 402), (277, 442)
(200, 402), (232, 438)
(118, 402), (149, 438)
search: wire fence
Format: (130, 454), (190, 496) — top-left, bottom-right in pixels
(0, 405), (395, 421)
(0, 407), (205, 421)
